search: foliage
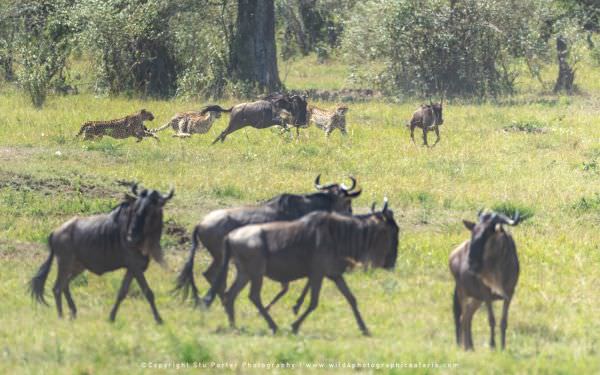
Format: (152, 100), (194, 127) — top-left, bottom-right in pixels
(342, 0), (549, 97)
(9, 0), (74, 107)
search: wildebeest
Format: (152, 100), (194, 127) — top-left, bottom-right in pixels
(202, 198), (399, 336)
(449, 210), (522, 350)
(210, 94), (308, 144)
(29, 184), (174, 323)
(408, 98), (444, 146)
(174, 175), (361, 308)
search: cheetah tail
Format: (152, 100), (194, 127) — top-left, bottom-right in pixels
(150, 122), (172, 133)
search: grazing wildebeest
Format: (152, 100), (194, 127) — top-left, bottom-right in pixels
(408, 98), (444, 146)
(29, 184), (174, 323)
(202, 198), (399, 336)
(449, 210), (522, 350)
(210, 94), (308, 144)
(174, 175), (361, 308)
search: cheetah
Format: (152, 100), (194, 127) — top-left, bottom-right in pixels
(151, 105), (226, 138)
(76, 109), (158, 142)
(307, 105), (349, 136)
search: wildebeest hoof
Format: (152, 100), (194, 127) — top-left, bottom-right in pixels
(155, 317), (164, 324)
(362, 329), (372, 337)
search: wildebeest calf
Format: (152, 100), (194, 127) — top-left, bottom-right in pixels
(203, 199), (399, 336)
(449, 210), (522, 350)
(29, 184), (173, 323)
(408, 101), (444, 146)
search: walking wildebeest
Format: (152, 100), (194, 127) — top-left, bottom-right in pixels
(202, 198), (399, 336)
(174, 175), (361, 308)
(408, 98), (444, 146)
(449, 210), (522, 350)
(210, 94), (308, 144)
(29, 184), (174, 323)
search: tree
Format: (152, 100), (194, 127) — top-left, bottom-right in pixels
(230, 0), (281, 92)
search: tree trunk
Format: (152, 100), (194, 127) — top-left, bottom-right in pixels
(231, 0), (281, 91)
(553, 35), (575, 94)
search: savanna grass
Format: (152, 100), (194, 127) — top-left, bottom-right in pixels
(1, 55), (600, 373)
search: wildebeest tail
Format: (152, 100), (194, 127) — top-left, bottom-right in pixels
(174, 226), (202, 305)
(453, 286), (461, 345)
(203, 237), (232, 308)
(29, 233), (55, 306)
(201, 105), (232, 115)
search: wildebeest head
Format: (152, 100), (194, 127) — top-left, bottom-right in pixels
(463, 210), (521, 273)
(140, 109), (155, 121)
(269, 93), (308, 126)
(428, 102), (443, 126)
(369, 198), (399, 269)
(126, 184), (174, 262)
(314, 174), (361, 214)
(335, 105), (349, 117)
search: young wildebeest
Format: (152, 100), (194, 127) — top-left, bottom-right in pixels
(174, 175), (361, 308)
(449, 210), (522, 350)
(408, 98), (444, 146)
(29, 185), (174, 323)
(203, 199), (399, 336)
(210, 94), (308, 144)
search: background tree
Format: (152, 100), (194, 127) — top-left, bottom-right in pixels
(230, 0), (281, 92)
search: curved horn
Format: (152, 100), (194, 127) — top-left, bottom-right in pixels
(346, 188), (362, 198)
(131, 183), (139, 196)
(382, 197), (389, 213)
(340, 176), (357, 192)
(162, 188), (174, 201)
(495, 210), (521, 226)
(477, 208), (484, 220)
(371, 202), (376, 213)
(314, 174), (337, 191)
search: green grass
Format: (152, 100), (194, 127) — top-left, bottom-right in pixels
(2, 57), (600, 373)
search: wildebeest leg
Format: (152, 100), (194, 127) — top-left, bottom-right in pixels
(53, 256), (73, 318)
(63, 261), (84, 319)
(332, 275), (370, 336)
(410, 125), (416, 143)
(453, 286), (461, 345)
(265, 282), (289, 311)
(433, 126), (440, 146)
(292, 282), (310, 315)
(422, 128), (429, 146)
(145, 131), (160, 142)
(291, 276), (323, 334)
(109, 270), (133, 322)
(485, 300), (496, 349)
(462, 299), (481, 350)
(133, 270), (163, 324)
(248, 276), (278, 333)
(224, 268), (249, 328)
(500, 298), (512, 350)
(212, 123), (244, 144)
(341, 126), (348, 136)
(203, 259), (226, 305)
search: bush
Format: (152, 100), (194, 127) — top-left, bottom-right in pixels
(342, 0), (547, 97)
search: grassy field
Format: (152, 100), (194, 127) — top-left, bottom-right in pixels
(1, 55), (600, 374)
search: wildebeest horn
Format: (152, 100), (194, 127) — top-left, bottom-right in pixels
(371, 202), (376, 213)
(477, 208), (484, 220)
(382, 197), (389, 213)
(162, 188), (174, 201)
(314, 174), (337, 190)
(346, 188), (362, 198)
(131, 183), (139, 196)
(495, 211), (521, 226)
(340, 176), (357, 192)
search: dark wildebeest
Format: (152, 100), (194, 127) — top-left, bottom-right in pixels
(449, 210), (522, 350)
(210, 94), (308, 144)
(408, 98), (444, 146)
(202, 198), (399, 336)
(174, 175), (361, 308)
(29, 184), (174, 323)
